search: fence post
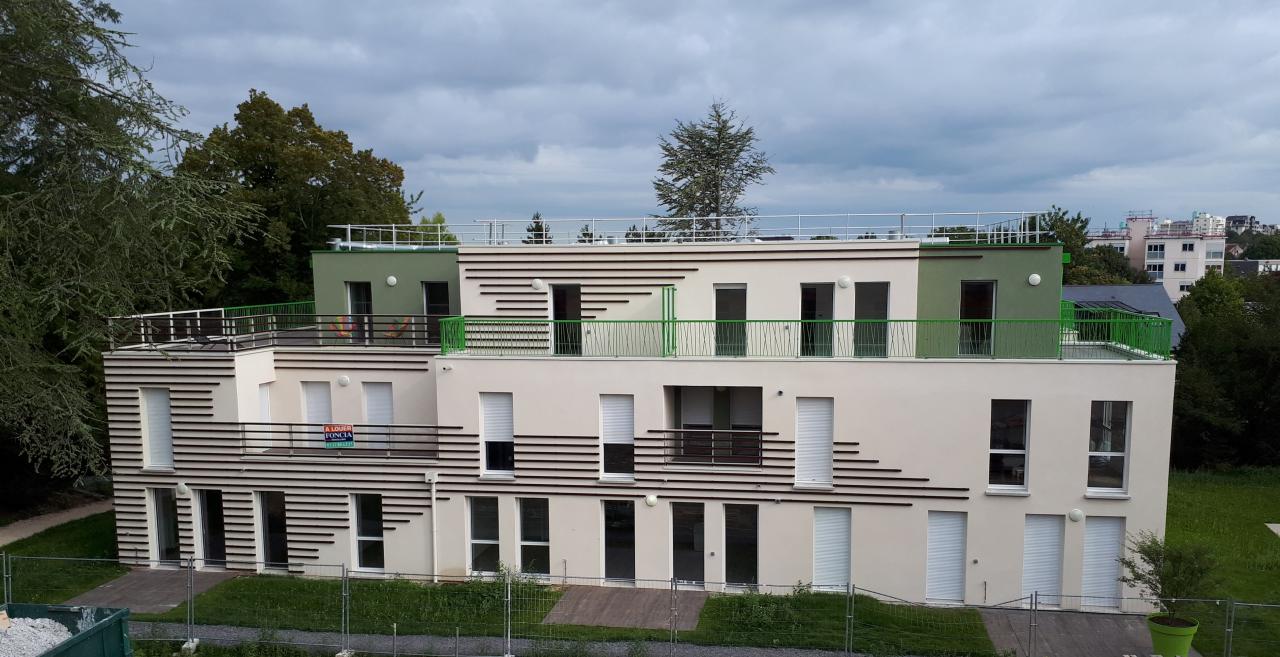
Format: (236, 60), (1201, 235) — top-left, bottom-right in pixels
(1224, 598), (1235, 657)
(341, 563), (351, 653)
(2, 552), (10, 605)
(844, 582), (854, 656)
(185, 557), (194, 645)
(669, 577), (678, 646)
(503, 571), (513, 657)
(1028, 591), (1038, 657)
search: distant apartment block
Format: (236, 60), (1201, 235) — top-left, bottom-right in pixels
(1086, 212), (1226, 301)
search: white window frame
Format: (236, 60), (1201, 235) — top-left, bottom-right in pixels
(1173, 262), (1187, 272)
(599, 394), (635, 481)
(480, 392), (514, 476)
(468, 496), (500, 576)
(351, 493), (385, 573)
(140, 387), (174, 470)
(1181, 242), (1195, 252)
(1146, 243), (1165, 260)
(988, 399), (1030, 491)
(1087, 401), (1131, 494)
(518, 498), (551, 577)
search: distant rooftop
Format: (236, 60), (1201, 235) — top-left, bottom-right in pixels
(328, 211), (1053, 250)
(1063, 284), (1185, 348)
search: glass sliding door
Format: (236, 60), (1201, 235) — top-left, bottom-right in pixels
(854, 282), (889, 357)
(671, 502), (705, 583)
(259, 491), (289, 567)
(724, 504), (759, 586)
(800, 283), (834, 357)
(345, 281), (373, 343)
(603, 500), (635, 580)
(552, 284), (582, 355)
(199, 490), (227, 566)
(152, 488), (180, 565)
(959, 281), (996, 356)
(714, 286), (747, 356)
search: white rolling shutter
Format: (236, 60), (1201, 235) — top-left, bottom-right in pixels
(926, 511), (967, 602)
(364, 382), (394, 449)
(142, 388), (173, 468)
(302, 382), (332, 424)
(481, 392), (514, 442)
(795, 397), (834, 486)
(600, 395), (634, 444)
(813, 507), (850, 589)
(681, 387), (713, 426)
(258, 383), (272, 422)
(1082, 516), (1125, 608)
(1022, 514), (1064, 605)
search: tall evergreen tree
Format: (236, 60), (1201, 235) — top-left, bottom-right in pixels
(653, 102), (775, 236)
(524, 212), (551, 244)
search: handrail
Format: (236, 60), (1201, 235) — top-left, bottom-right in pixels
(110, 313), (451, 351)
(239, 421), (445, 459)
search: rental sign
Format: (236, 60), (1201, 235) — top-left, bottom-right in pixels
(323, 423), (355, 448)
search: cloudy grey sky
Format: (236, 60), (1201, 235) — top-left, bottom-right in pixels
(113, 0), (1280, 230)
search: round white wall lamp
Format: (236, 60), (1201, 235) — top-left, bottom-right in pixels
(531, 278), (546, 291)
(644, 494), (659, 507)
(1028, 273), (1042, 286)
(337, 375), (351, 387)
(386, 275), (398, 287)
(176, 482), (190, 496)
(837, 275), (852, 289)
(1068, 508), (1085, 522)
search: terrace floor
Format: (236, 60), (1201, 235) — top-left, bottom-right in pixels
(542, 585), (709, 630)
(68, 567), (238, 614)
(981, 607), (1202, 657)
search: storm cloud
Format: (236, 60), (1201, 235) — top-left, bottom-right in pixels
(114, 0), (1280, 229)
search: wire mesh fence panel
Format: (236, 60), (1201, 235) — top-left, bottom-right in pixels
(510, 575), (674, 655)
(8, 556), (130, 605)
(1043, 595), (1232, 657)
(850, 587), (1016, 657)
(1230, 602), (1280, 657)
(346, 572), (511, 657)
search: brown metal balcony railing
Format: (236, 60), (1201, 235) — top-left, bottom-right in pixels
(109, 314), (451, 351)
(657, 428), (773, 467)
(239, 422), (442, 459)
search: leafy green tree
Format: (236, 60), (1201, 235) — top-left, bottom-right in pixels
(653, 101), (775, 236)
(523, 212), (551, 244)
(1030, 206), (1150, 284)
(416, 212), (458, 246)
(0, 0), (256, 476)
(1243, 234), (1280, 259)
(178, 90), (418, 305)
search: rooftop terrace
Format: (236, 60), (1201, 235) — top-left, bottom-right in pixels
(328, 211), (1052, 250)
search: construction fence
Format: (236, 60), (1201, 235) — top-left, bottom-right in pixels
(2, 554), (1276, 657)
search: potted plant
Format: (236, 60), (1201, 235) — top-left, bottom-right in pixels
(1117, 530), (1217, 657)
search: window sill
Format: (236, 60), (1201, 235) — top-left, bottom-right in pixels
(984, 488), (1030, 497)
(1084, 491), (1131, 500)
(479, 472), (515, 481)
(599, 476), (636, 484)
(793, 483), (834, 492)
(141, 466), (176, 474)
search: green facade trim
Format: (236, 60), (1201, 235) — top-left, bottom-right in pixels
(311, 251), (460, 316)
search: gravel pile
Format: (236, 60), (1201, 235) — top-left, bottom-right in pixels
(0, 618), (73, 657)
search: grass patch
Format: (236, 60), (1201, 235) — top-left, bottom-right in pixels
(133, 640), (312, 657)
(1166, 468), (1280, 657)
(5, 511), (128, 604)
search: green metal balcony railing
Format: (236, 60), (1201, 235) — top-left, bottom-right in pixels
(439, 312), (1172, 361)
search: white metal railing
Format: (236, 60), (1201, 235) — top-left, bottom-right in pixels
(328, 211), (1051, 249)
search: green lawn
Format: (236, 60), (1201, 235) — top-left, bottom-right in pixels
(4, 511), (128, 604)
(1166, 468), (1280, 657)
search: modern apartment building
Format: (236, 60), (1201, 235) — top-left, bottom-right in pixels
(1087, 213), (1226, 301)
(104, 214), (1175, 611)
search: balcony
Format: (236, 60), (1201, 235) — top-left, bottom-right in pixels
(110, 306), (450, 351)
(659, 429), (771, 467)
(440, 309), (1172, 361)
(239, 422), (443, 459)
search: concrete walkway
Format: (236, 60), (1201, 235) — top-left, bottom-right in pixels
(0, 500), (112, 548)
(542, 585), (709, 630)
(981, 607), (1202, 657)
(68, 567), (239, 614)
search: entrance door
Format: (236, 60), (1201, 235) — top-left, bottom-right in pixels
(724, 504), (758, 586)
(346, 281), (373, 342)
(714, 286), (747, 356)
(1081, 517), (1125, 608)
(260, 491), (289, 567)
(854, 282), (890, 357)
(926, 511), (966, 602)
(1022, 514), (1064, 605)
(672, 503), (705, 583)
(813, 507), (850, 590)
(603, 500), (635, 580)
(800, 283), (834, 357)
(153, 488), (180, 564)
(199, 490), (227, 566)
(959, 281), (995, 356)
(552, 284), (582, 355)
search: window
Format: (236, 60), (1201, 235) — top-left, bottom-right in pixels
(959, 281), (995, 356)
(795, 397), (834, 487)
(1145, 264), (1164, 280)
(141, 388), (174, 469)
(600, 394), (635, 478)
(552, 284), (583, 356)
(672, 503), (705, 582)
(1146, 243), (1165, 260)
(1173, 263), (1187, 272)
(1181, 242), (1195, 252)
(519, 498), (550, 575)
(258, 491), (289, 567)
(724, 504), (758, 586)
(198, 490), (227, 565)
(302, 381), (332, 422)
(152, 487), (180, 563)
(989, 400), (1029, 488)
(353, 494), (385, 570)
(603, 500), (635, 580)
(345, 281), (373, 342)
(1179, 283), (1193, 292)
(1207, 250), (1224, 260)
(670, 386), (762, 465)
(1088, 401), (1130, 491)
(481, 392), (514, 473)
(422, 281), (450, 343)
(854, 282), (890, 357)
(1207, 264), (1223, 273)
(714, 285), (747, 356)
(469, 497), (500, 573)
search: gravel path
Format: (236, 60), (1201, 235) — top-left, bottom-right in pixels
(0, 501), (112, 548)
(0, 618), (74, 657)
(131, 621), (870, 657)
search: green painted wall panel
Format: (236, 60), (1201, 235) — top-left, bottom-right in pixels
(916, 245), (1064, 358)
(311, 251), (460, 316)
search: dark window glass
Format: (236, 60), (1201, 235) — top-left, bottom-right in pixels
(520, 545), (550, 575)
(520, 498), (549, 543)
(423, 281), (451, 314)
(154, 488), (180, 563)
(854, 282), (890, 358)
(359, 540), (385, 570)
(356, 494), (383, 537)
(1087, 455), (1125, 489)
(346, 282), (374, 342)
(470, 497), (500, 573)
(1088, 401), (1129, 489)
(603, 444), (635, 474)
(989, 453), (1028, 487)
(672, 503), (705, 582)
(603, 500), (635, 580)
(990, 400), (1029, 451)
(552, 284), (582, 356)
(200, 490), (227, 564)
(724, 504), (758, 585)
(260, 491), (289, 566)
(959, 281), (995, 356)
(486, 441), (515, 472)
(471, 543), (500, 573)
(800, 283), (834, 358)
(714, 287), (747, 356)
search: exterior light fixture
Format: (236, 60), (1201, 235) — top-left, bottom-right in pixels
(1068, 508), (1085, 522)
(386, 275), (398, 287)
(531, 278), (546, 291)
(1028, 273), (1042, 286)
(337, 375), (351, 387)
(644, 494), (658, 507)
(176, 482), (190, 496)
(837, 276), (852, 289)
